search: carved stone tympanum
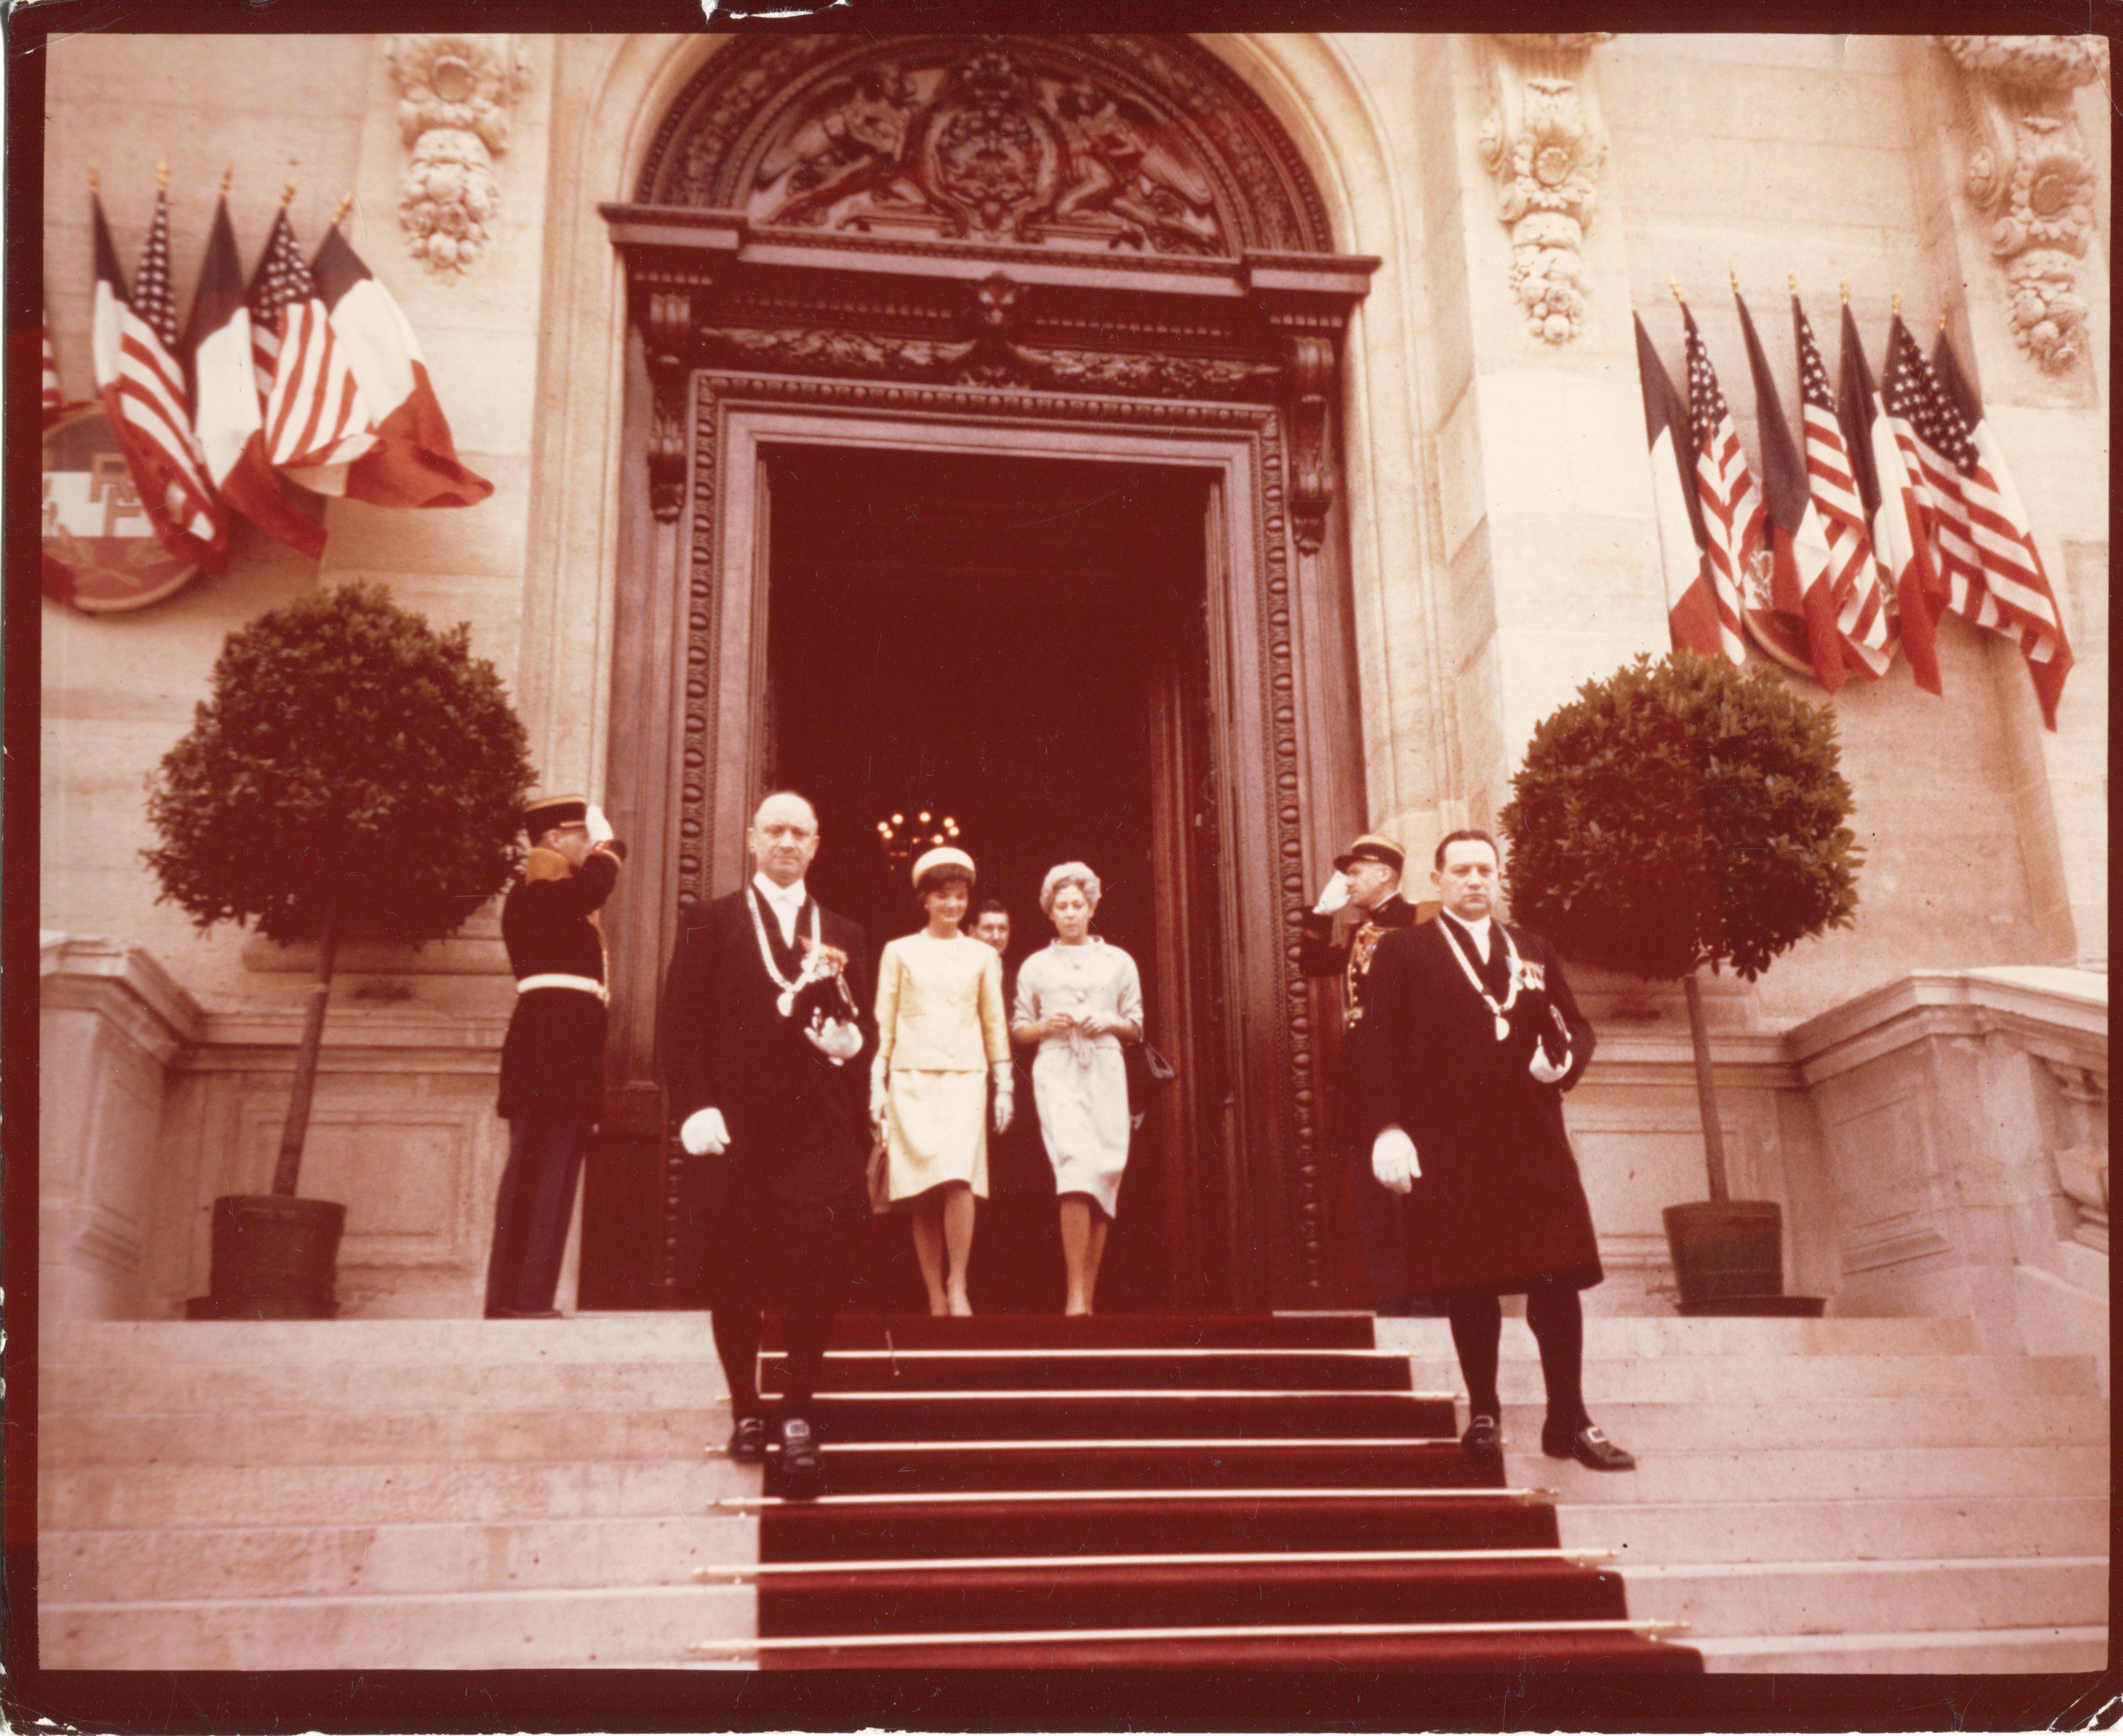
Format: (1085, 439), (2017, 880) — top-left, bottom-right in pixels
(641, 35), (1330, 257)
(1480, 34), (1614, 345)
(1938, 35), (2109, 374)
(384, 34), (531, 277)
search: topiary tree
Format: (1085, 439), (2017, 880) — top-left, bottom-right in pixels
(1498, 650), (1861, 1202)
(145, 581), (534, 1200)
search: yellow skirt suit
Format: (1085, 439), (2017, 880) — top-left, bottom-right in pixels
(874, 931), (1011, 1203)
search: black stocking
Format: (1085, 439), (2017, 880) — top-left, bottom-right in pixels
(1444, 1287), (1504, 1421)
(1525, 1279), (1586, 1431)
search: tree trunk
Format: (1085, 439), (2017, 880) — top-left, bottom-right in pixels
(1682, 971), (1729, 1203)
(270, 898), (342, 1198)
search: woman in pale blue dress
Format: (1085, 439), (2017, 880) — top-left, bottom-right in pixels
(1011, 862), (1142, 1315)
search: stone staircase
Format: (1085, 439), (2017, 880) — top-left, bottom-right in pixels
(1380, 1313), (2109, 1673)
(38, 1312), (2107, 1671)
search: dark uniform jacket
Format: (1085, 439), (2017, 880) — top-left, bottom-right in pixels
(1354, 912), (1602, 1296)
(1299, 893), (1424, 1154)
(658, 884), (875, 1205)
(497, 847), (621, 1118)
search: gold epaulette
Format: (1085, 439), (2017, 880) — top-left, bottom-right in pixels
(524, 847), (572, 884)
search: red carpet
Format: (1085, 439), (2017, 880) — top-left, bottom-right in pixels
(717, 1311), (1700, 1671)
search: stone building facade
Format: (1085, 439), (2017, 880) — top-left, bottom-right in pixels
(38, 34), (2107, 1375)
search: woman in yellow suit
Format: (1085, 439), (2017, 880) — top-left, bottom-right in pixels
(870, 847), (1013, 1315)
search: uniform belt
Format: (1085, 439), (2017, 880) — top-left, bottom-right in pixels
(516, 973), (609, 1003)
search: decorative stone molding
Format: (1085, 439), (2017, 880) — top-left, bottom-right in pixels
(384, 34), (532, 277)
(2040, 1056), (2109, 1252)
(1479, 34), (1614, 345)
(1937, 35), (2109, 373)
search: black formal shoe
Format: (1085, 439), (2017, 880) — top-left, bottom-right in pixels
(726, 1415), (769, 1463)
(1460, 1413), (1503, 1466)
(776, 1415), (824, 1497)
(1542, 1418), (1636, 1471)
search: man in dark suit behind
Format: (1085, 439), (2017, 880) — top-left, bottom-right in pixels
(659, 791), (874, 1494)
(1355, 828), (1634, 1473)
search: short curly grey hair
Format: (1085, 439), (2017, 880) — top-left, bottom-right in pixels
(1039, 861), (1101, 915)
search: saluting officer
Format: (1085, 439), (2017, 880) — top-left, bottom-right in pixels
(1300, 833), (1433, 1308)
(486, 795), (627, 1319)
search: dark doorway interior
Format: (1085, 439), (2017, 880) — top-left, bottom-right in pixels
(763, 446), (1211, 1314)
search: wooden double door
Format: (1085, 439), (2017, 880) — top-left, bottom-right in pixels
(581, 377), (1366, 1311)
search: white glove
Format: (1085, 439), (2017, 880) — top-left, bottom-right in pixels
(680, 1107), (729, 1156)
(584, 803), (615, 846)
(1529, 1043), (1571, 1085)
(992, 1062), (1014, 1134)
(808, 1017), (862, 1062)
(1313, 870), (1353, 916)
(1371, 1125), (1420, 1194)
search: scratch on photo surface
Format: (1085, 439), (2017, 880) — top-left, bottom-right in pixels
(702, 0), (852, 21)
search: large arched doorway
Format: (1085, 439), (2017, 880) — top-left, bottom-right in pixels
(586, 35), (1378, 1311)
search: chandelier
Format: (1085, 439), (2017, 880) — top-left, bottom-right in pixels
(876, 807), (961, 877)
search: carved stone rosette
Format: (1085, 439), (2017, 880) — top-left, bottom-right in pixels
(1479, 35), (1614, 345)
(384, 34), (532, 277)
(1937, 35), (2109, 373)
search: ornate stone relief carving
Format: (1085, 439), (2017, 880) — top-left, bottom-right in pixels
(2039, 1056), (2109, 1252)
(384, 34), (531, 277)
(1937, 35), (2109, 373)
(1479, 35), (1614, 345)
(640, 34), (1331, 257)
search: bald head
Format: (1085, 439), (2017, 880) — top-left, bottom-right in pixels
(749, 791), (820, 887)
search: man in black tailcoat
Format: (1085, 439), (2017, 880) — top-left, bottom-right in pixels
(659, 791), (874, 1495)
(488, 795), (627, 1319)
(1355, 829), (1634, 1472)
(1299, 833), (1432, 1310)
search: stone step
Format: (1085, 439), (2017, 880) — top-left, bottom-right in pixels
(41, 1350), (2098, 1417)
(42, 1515), (758, 1603)
(38, 1584), (756, 1672)
(1399, 1354), (2100, 1402)
(1379, 1316), (1981, 1357)
(44, 1392), (2105, 1473)
(1691, 1625), (2110, 1674)
(44, 1311), (1984, 1370)
(1493, 1396), (2110, 1451)
(1507, 1444), (2108, 1504)
(1555, 1493), (2111, 1565)
(1619, 1555), (2109, 1639)
(40, 1457), (752, 1531)
(42, 1406), (735, 1468)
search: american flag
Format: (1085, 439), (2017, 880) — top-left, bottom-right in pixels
(43, 307), (66, 424)
(1881, 318), (1983, 618)
(1681, 308), (1755, 667)
(1838, 305), (1942, 696)
(90, 186), (226, 572)
(245, 206), (376, 474)
(1931, 332), (2074, 730)
(1736, 288), (1843, 692)
(1794, 298), (1890, 681)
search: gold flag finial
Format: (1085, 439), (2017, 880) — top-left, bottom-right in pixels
(87, 162), (100, 192)
(1670, 278), (1686, 307)
(282, 179), (299, 207)
(155, 160), (170, 192)
(1839, 280), (1850, 304)
(331, 192), (354, 227)
(1892, 290), (1902, 317)
(1788, 271), (1798, 298)
(1729, 264), (1740, 295)
(220, 166), (233, 198)
(1938, 306), (1950, 334)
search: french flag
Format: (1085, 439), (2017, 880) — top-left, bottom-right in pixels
(294, 223), (492, 508)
